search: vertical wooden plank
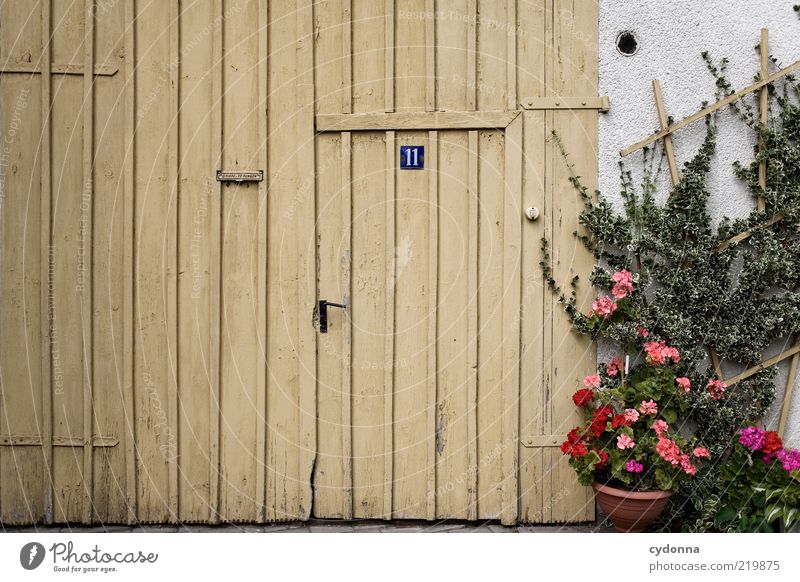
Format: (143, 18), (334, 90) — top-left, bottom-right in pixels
(51, 0), (87, 523)
(501, 114), (522, 525)
(133, 0), (173, 522)
(466, 0), (477, 111)
(176, 0), (215, 523)
(540, 0), (556, 524)
(256, 0), (269, 524)
(350, 132), (390, 518)
(122, 0), (137, 524)
(779, 338), (800, 437)
(385, 0), (394, 112)
(340, 133), (353, 518)
(466, 130), (479, 520)
(506, 0), (517, 110)
(209, 0), (223, 525)
(340, 2), (354, 519)
(425, 0), (436, 111)
(41, 0), (54, 525)
(220, 0), (261, 522)
(296, 0), (317, 520)
(313, 0), (349, 519)
(394, 0), (425, 111)
(392, 130), (439, 517)
(426, 130), (438, 519)
(342, 0), (352, 114)
(352, 0), (385, 115)
(92, 0), (128, 523)
(653, 80), (679, 187)
(0, 0), (44, 524)
(475, 0), (508, 520)
(547, 0), (598, 523)
(517, 0), (547, 525)
(758, 27), (768, 211)
(477, 0), (506, 110)
(383, 130), (396, 519)
(81, 0), (95, 525)
(166, 0), (179, 523)
(430, 132), (473, 520)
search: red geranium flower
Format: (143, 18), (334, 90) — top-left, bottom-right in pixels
(594, 449), (609, 469)
(572, 388), (595, 407)
(570, 443), (588, 458)
(762, 431), (783, 454)
(567, 427), (582, 444)
(611, 414), (630, 429)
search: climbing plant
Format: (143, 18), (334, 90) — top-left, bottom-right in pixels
(542, 51), (800, 530)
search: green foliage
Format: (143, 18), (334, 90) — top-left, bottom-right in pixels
(544, 52), (800, 531)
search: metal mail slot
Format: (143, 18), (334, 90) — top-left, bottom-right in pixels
(216, 170), (263, 182)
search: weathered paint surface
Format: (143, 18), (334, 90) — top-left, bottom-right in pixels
(0, 0), (600, 524)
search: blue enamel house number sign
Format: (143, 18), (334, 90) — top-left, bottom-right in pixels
(399, 145), (424, 169)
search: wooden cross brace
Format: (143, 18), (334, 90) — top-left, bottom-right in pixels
(0, 435), (118, 447)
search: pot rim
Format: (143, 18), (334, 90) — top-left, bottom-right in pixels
(592, 481), (673, 500)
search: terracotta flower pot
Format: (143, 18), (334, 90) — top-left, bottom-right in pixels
(592, 482), (673, 533)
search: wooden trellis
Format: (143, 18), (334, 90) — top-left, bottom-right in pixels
(621, 29), (799, 438)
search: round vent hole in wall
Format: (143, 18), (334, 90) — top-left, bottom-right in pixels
(616, 31), (639, 56)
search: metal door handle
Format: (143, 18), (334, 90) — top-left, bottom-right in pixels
(318, 299), (346, 333)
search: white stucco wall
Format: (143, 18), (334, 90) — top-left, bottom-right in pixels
(598, 0), (800, 445)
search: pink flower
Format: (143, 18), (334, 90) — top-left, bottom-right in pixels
(693, 447), (710, 459)
(707, 379), (726, 400)
(676, 377), (691, 393)
(644, 341), (680, 366)
(607, 356), (622, 377)
(590, 296), (617, 319)
(652, 420), (669, 435)
(739, 426), (766, 451)
(680, 455), (697, 475)
(625, 459), (644, 473)
(616, 434), (635, 450)
(611, 270), (635, 299)
(637, 327), (650, 338)
(623, 408), (640, 423)
(583, 374), (601, 389)
(656, 436), (682, 466)
(639, 400), (658, 415)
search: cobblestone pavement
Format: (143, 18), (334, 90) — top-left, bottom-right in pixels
(3, 519), (612, 533)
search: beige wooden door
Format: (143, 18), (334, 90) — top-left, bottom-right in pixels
(1, 0), (599, 525)
(315, 121), (523, 522)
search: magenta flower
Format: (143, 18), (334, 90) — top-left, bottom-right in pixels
(776, 448), (800, 472)
(625, 459), (644, 473)
(738, 426), (766, 451)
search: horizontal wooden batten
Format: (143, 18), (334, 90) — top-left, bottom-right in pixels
(0, 63), (119, 76)
(0, 436), (119, 447)
(520, 96), (609, 111)
(316, 110), (521, 132)
(521, 435), (566, 448)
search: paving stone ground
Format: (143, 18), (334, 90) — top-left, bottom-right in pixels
(3, 519), (612, 533)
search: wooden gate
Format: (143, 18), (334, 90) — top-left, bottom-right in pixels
(0, 0), (600, 525)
